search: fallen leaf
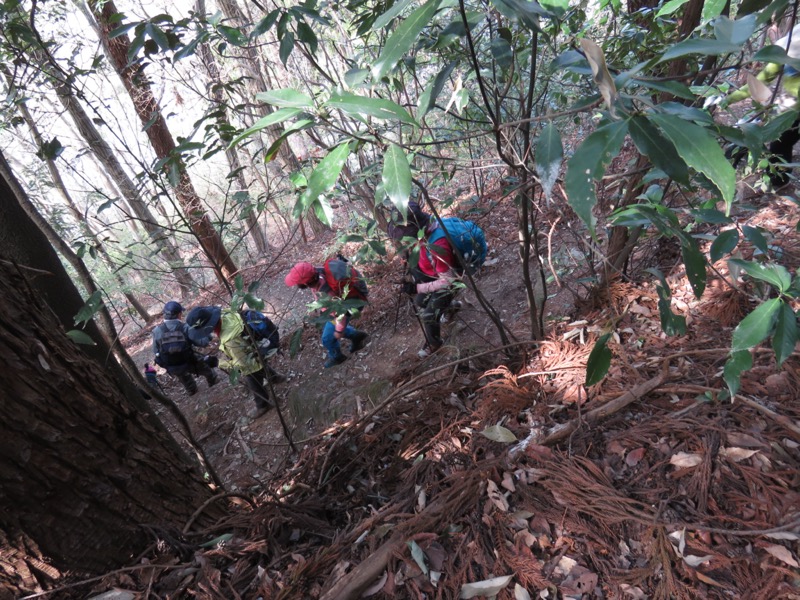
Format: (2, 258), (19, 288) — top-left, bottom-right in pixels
(682, 554), (713, 567)
(670, 452), (703, 468)
(626, 447), (646, 467)
(515, 583), (532, 600)
(361, 571), (388, 597)
(695, 572), (727, 588)
(719, 447), (759, 462)
(460, 574), (513, 598)
(481, 424), (517, 443)
(407, 540), (428, 575)
(764, 544), (799, 567)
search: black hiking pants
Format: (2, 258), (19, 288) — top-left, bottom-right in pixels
(242, 366), (283, 409)
(414, 289), (457, 349)
(171, 356), (217, 395)
(769, 114), (800, 186)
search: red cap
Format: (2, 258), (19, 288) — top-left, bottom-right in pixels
(285, 262), (317, 287)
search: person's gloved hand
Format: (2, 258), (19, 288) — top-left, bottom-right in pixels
(257, 338), (272, 350)
(402, 281), (417, 295)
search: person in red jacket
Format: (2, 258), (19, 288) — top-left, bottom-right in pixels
(285, 258), (370, 368)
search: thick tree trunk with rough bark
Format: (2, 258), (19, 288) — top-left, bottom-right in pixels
(0, 150), (217, 595)
(91, 0), (238, 284)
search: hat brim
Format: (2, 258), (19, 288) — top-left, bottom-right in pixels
(186, 306), (221, 343)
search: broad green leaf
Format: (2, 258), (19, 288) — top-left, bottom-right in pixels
(66, 330), (97, 346)
(382, 144), (412, 218)
(296, 21), (318, 53)
(491, 37), (513, 69)
(656, 0), (689, 17)
(690, 209), (732, 224)
(658, 102), (714, 124)
(372, 0), (415, 31)
(741, 225), (769, 254)
(480, 425), (518, 443)
(681, 238), (707, 299)
(713, 15), (756, 44)
(709, 229), (739, 262)
(585, 333), (612, 386)
(650, 114), (735, 210)
(731, 297), (781, 352)
(311, 197), (334, 226)
(490, 0), (548, 31)
(629, 116), (690, 185)
(659, 39), (740, 62)
(263, 119), (314, 162)
(418, 61), (456, 118)
(217, 24), (246, 47)
(325, 91), (416, 125)
(728, 259), (792, 293)
(344, 68), (369, 88)
(145, 23), (170, 51)
(724, 350), (752, 397)
(565, 120), (628, 236)
(252, 10), (280, 37)
(539, 0), (567, 16)
(294, 143), (351, 218)
(74, 291), (104, 325)
(228, 108), (302, 148)
(646, 270), (687, 337)
(772, 302), (798, 365)
(255, 89), (313, 109)
(703, 0), (728, 22)
(634, 79), (695, 101)
(738, 0), (771, 15)
(753, 45), (800, 73)
(535, 123), (563, 201)
(372, 0), (440, 80)
(760, 110), (800, 144)
(279, 31), (294, 65)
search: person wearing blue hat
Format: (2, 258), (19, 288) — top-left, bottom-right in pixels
(151, 300), (218, 396)
(187, 306), (286, 419)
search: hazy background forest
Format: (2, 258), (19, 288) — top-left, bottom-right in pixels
(2, 0), (800, 596)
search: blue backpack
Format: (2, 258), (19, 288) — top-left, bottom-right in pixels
(427, 217), (487, 274)
(241, 310), (279, 348)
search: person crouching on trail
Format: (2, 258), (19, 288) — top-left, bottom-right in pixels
(186, 306), (286, 420)
(285, 258), (370, 368)
(152, 301), (218, 396)
(402, 222), (463, 358)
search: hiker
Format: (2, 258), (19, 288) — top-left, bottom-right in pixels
(722, 24), (800, 187)
(143, 363), (160, 390)
(284, 257), (370, 368)
(186, 306), (287, 419)
(152, 301), (218, 396)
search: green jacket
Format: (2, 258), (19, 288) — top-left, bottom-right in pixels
(728, 26), (800, 107)
(218, 309), (263, 376)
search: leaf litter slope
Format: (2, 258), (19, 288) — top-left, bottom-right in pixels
(85, 192), (800, 599)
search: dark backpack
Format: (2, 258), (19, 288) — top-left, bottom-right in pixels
(427, 217), (487, 274)
(322, 257), (369, 301)
(241, 310), (279, 348)
(155, 327), (192, 369)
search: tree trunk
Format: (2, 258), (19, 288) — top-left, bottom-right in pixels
(196, 0), (268, 255)
(0, 149), (217, 594)
(90, 0), (238, 285)
(11, 89), (154, 325)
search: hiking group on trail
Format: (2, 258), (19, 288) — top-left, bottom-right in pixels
(148, 207), (487, 419)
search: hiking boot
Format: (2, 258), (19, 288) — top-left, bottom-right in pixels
(324, 353), (348, 368)
(248, 404), (272, 420)
(440, 301), (462, 323)
(207, 374), (219, 387)
(349, 331), (369, 353)
(417, 342), (442, 358)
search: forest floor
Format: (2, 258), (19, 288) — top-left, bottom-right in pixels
(89, 178), (800, 599)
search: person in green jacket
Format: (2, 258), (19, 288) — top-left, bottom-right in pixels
(186, 306), (286, 420)
(724, 24), (800, 187)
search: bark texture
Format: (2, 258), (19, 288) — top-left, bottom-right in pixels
(91, 0), (239, 282)
(0, 150), (216, 591)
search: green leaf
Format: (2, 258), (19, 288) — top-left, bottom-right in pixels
(244, 293), (265, 311)
(217, 24), (246, 47)
(74, 291), (104, 325)
(760, 110), (800, 144)
(325, 91), (416, 125)
(659, 39), (740, 62)
(565, 120), (628, 236)
(227, 108), (302, 148)
(646, 269), (687, 337)
(372, 0), (440, 80)
(731, 297), (781, 352)
(490, 0), (549, 30)
(741, 225), (769, 255)
(252, 10), (280, 37)
(145, 23), (170, 51)
(586, 333), (612, 386)
(289, 327), (303, 358)
(702, 0), (727, 22)
(255, 89), (313, 109)
(650, 114), (735, 210)
(753, 45), (800, 73)
(728, 259), (792, 293)
(724, 350), (752, 397)
(628, 116), (690, 185)
(535, 122), (563, 200)
(772, 301), (798, 366)
(383, 144), (412, 218)
(311, 197), (334, 226)
(296, 21), (318, 53)
(294, 143), (351, 218)
(681, 238), (707, 299)
(66, 330), (97, 346)
(490, 37), (513, 69)
(713, 15), (756, 44)
(655, 0), (689, 17)
(279, 31), (294, 65)
(199, 533), (233, 548)
(417, 61), (456, 118)
(633, 79), (695, 101)
(372, 0), (415, 31)
(709, 229), (739, 262)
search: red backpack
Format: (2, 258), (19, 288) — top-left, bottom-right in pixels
(322, 257), (368, 301)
